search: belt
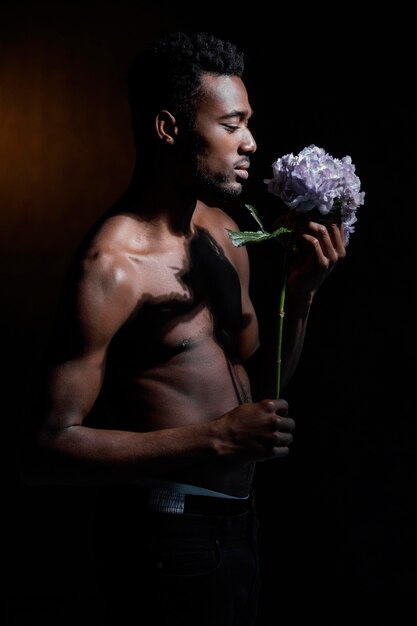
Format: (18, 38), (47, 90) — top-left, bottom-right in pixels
(146, 488), (251, 516)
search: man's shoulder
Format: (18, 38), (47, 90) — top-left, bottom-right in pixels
(68, 211), (148, 301)
(79, 199), (154, 256)
(194, 202), (240, 242)
(193, 202), (250, 278)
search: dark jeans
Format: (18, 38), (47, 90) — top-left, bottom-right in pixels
(92, 486), (261, 626)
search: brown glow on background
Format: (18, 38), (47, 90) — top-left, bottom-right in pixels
(0, 2), (182, 329)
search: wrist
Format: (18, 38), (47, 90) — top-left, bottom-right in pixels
(286, 282), (316, 307)
(207, 417), (234, 458)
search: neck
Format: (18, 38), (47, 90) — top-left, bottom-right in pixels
(127, 163), (197, 235)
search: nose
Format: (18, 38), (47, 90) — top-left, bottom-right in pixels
(239, 127), (257, 155)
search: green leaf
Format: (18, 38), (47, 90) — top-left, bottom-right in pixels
(244, 204), (266, 231)
(270, 226), (292, 240)
(227, 202), (291, 248)
(226, 229), (265, 247)
(226, 227), (291, 248)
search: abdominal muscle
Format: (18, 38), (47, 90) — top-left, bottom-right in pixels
(110, 335), (255, 497)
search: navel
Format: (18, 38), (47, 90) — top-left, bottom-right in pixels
(179, 337), (192, 350)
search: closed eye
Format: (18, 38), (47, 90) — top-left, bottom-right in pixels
(223, 124), (239, 132)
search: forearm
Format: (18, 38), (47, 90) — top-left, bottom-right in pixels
(278, 218), (346, 389)
(280, 286), (314, 391)
(21, 422), (219, 486)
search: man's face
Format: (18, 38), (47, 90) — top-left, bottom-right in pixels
(189, 73), (257, 199)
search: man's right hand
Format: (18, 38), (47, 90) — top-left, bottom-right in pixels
(215, 399), (295, 461)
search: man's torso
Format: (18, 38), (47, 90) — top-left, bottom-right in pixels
(76, 201), (256, 496)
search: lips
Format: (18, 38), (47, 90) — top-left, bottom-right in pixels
(234, 162), (250, 180)
(234, 168), (249, 180)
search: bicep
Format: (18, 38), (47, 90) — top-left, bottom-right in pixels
(43, 348), (108, 430)
(41, 255), (137, 430)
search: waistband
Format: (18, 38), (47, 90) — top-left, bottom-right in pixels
(145, 487), (252, 516)
(132, 477), (248, 499)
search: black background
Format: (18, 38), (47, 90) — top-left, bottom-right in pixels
(3, 1), (416, 622)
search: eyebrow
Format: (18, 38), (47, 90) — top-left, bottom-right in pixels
(218, 108), (254, 120)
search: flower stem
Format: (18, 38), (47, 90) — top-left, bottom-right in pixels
(275, 234), (292, 399)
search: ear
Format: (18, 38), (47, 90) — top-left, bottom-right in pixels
(155, 110), (178, 145)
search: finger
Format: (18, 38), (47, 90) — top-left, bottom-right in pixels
(271, 446), (290, 458)
(272, 430), (293, 446)
(306, 222), (340, 263)
(327, 222), (347, 256)
(275, 416), (295, 432)
(301, 233), (331, 268)
(261, 399), (289, 414)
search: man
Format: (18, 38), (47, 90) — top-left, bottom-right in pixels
(23, 32), (346, 625)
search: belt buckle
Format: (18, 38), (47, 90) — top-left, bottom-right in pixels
(148, 489), (185, 514)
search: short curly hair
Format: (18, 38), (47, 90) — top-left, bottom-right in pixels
(127, 31), (245, 144)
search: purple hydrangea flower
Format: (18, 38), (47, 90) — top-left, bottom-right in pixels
(264, 145), (365, 243)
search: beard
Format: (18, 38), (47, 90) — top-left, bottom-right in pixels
(188, 130), (243, 200)
(193, 166), (242, 199)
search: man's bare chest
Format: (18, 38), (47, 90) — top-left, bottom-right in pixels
(111, 229), (243, 364)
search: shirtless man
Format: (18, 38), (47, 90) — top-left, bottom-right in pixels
(24, 32), (346, 625)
